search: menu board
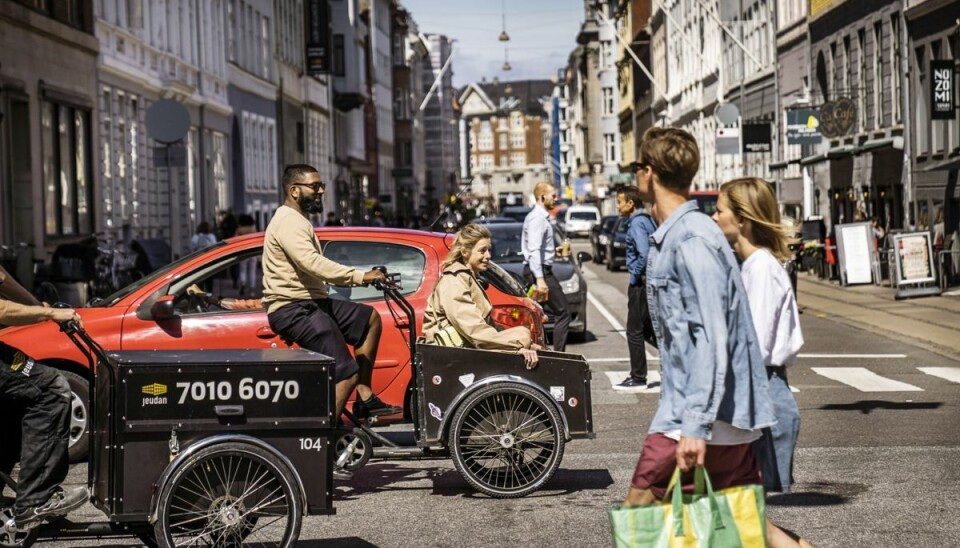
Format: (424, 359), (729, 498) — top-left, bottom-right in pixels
(836, 222), (874, 285)
(893, 232), (936, 285)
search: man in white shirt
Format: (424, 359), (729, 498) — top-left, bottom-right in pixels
(521, 182), (571, 352)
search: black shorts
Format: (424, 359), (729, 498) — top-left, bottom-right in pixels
(268, 298), (374, 382)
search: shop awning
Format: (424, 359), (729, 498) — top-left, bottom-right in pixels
(855, 136), (904, 154)
(799, 145), (855, 166)
(768, 159), (800, 171)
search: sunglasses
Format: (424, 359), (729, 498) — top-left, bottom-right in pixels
(630, 162), (648, 174)
(295, 181), (326, 192)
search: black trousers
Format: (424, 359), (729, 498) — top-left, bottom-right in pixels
(0, 348), (71, 509)
(626, 283), (648, 383)
(523, 265), (571, 352)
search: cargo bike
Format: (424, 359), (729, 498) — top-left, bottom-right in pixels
(1, 319), (340, 548)
(335, 269), (595, 498)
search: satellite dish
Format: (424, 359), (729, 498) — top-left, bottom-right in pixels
(715, 102), (740, 125)
(146, 99), (190, 144)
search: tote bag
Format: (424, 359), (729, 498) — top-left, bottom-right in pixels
(608, 467), (766, 548)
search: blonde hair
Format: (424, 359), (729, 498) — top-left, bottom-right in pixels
(533, 181), (554, 201)
(442, 223), (492, 269)
(639, 127), (700, 191)
(720, 177), (792, 261)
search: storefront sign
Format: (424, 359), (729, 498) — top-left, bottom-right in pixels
(893, 232), (936, 285)
(835, 222), (874, 285)
(742, 123), (772, 153)
(786, 108), (821, 145)
(305, 0), (331, 75)
(931, 60), (955, 120)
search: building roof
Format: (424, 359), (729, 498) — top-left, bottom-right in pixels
(459, 79), (554, 117)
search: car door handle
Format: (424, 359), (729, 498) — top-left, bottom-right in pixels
(255, 326), (277, 339)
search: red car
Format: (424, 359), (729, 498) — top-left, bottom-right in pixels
(0, 228), (545, 461)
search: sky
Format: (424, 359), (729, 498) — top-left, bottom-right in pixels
(400, 0), (586, 88)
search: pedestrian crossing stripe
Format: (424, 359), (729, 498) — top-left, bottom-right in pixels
(810, 367), (923, 392)
(917, 367), (960, 384)
(602, 367), (960, 394)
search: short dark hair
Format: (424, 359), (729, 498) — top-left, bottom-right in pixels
(639, 127), (700, 191)
(282, 164), (319, 192)
(617, 185), (643, 209)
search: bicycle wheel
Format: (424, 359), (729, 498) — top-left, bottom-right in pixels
(449, 383), (564, 498)
(153, 442), (302, 548)
(0, 508), (38, 548)
(335, 428), (373, 472)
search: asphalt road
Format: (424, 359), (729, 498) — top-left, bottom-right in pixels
(18, 241), (960, 547)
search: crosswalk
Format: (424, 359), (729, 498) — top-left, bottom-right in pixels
(599, 366), (960, 394)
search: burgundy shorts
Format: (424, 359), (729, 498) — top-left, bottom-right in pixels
(631, 433), (761, 500)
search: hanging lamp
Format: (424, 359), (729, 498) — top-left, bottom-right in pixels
(499, 0), (510, 41)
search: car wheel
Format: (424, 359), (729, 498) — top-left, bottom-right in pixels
(61, 370), (90, 463)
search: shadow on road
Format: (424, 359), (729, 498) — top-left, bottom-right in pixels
(818, 400), (942, 414)
(298, 538), (381, 547)
(336, 463), (614, 499)
(767, 481), (868, 507)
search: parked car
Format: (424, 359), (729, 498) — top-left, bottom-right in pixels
(563, 205), (602, 238)
(483, 222), (591, 343)
(590, 215), (619, 264)
(0, 228), (545, 462)
(605, 216), (629, 271)
(500, 206), (533, 223)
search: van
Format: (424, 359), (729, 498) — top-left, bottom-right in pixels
(563, 205), (602, 237)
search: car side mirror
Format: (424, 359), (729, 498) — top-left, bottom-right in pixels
(576, 251), (593, 266)
(151, 295), (178, 322)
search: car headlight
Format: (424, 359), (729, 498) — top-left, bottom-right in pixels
(598, 234), (610, 245)
(559, 274), (580, 294)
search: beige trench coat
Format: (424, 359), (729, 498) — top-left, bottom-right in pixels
(422, 261), (531, 350)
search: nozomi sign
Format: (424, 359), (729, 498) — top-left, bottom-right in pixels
(786, 108), (821, 145)
(931, 60), (955, 120)
(305, 0), (331, 75)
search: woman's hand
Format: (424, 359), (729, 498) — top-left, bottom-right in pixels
(517, 348), (539, 369)
(530, 343), (543, 351)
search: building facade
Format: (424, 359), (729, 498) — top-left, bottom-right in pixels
(460, 79), (552, 211)
(391, 6), (428, 223)
(0, 0), (99, 257)
(422, 33), (459, 216)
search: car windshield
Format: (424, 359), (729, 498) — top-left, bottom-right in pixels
(568, 212), (597, 221)
(87, 242), (228, 308)
(480, 261), (526, 297)
(489, 226), (525, 262)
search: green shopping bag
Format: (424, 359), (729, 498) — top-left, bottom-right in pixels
(608, 467), (767, 547)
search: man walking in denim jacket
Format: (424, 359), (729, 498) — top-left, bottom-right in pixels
(622, 127), (775, 507)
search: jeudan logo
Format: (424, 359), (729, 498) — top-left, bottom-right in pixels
(142, 383), (168, 406)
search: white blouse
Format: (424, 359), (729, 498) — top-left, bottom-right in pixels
(741, 248), (804, 367)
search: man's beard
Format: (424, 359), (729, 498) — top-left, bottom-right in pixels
(298, 193), (324, 214)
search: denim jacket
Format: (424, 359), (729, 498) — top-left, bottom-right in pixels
(625, 210), (657, 287)
(646, 201), (775, 440)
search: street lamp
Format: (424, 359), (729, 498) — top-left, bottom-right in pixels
(499, 0), (510, 41)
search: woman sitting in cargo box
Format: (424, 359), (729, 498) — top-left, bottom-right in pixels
(423, 223), (541, 368)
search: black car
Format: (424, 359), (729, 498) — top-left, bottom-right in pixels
(500, 206), (533, 223)
(590, 215), (619, 264)
(605, 216), (629, 271)
(485, 222), (591, 342)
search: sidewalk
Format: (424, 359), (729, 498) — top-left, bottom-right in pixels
(797, 273), (960, 359)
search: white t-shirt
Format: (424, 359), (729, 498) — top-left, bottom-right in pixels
(741, 248), (804, 367)
(662, 421), (762, 445)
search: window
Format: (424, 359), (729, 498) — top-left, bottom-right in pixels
(602, 87), (614, 115)
(601, 40), (613, 68)
(261, 15), (271, 79)
(322, 242), (425, 301)
(890, 14), (901, 123)
(510, 132), (524, 148)
(873, 22), (883, 128)
(499, 133), (507, 149)
(392, 33), (404, 65)
(42, 101), (93, 237)
(603, 133), (617, 164)
(511, 152), (525, 167)
(915, 46), (928, 154)
(166, 249), (265, 316)
(479, 154), (494, 171)
(500, 155), (508, 168)
(333, 34), (345, 76)
(511, 112), (523, 128)
(227, 0), (236, 62)
(858, 29), (866, 132)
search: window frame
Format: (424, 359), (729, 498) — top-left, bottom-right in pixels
(42, 100), (94, 238)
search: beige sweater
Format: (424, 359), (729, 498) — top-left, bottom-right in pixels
(261, 205), (365, 314)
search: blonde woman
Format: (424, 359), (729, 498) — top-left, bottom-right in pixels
(423, 223), (540, 368)
(714, 178), (810, 548)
